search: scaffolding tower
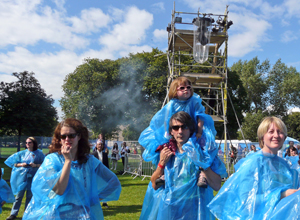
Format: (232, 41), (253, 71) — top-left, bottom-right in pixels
(164, 3), (232, 155)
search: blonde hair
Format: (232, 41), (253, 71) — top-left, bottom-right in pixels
(257, 116), (287, 149)
(168, 76), (194, 100)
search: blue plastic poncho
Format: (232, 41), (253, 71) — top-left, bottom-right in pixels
(139, 94), (217, 167)
(285, 155), (299, 170)
(0, 169), (15, 214)
(269, 189), (300, 220)
(140, 137), (227, 220)
(208, 150), (299, 220)
(22, 153), (121, 220)
(246, 150), (257, 157)
(4, 149), (45, 195)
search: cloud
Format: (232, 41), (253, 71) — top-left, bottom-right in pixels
(229, 15), (271, 56)
(153, 29), (167, 42)
(283, 0), (300, 18)
(0, 47), (82, 99)
(98, 6), (153, 56)
(151, 2), (165, 12)
(68, 8), (111, 34)
(0, 1), (111, 50)
(281, 30), (298, 43)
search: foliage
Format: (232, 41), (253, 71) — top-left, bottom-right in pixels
(215, 69), (250, 139)
(230, 57), (269, 113)
(267, 59), (300, 116)
(60, 48), (167, 139)
(237, 110), (269, 141)
(283, 112), (300, 140)
(0, 71), (58, 151)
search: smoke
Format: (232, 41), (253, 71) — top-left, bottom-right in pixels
(75, 57), (160, 139)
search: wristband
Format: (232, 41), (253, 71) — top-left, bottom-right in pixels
(158, 163), (165, 169)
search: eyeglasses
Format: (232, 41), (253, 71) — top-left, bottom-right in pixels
(60, 133), (78, 140)
(26, 142), (33, 144)
(171, 125), (188, 131)
(177, 86), (191, 91)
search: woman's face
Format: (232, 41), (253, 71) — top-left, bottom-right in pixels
(291, 149), (297, 156)
(176, 83), (192, 101)
(60, 126), (80, 153)
(262, 123), (285, 155)
(26, 138), (34, 151)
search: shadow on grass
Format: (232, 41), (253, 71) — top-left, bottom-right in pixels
(121, 183), (148, 187)
(103, 204), (142, 216)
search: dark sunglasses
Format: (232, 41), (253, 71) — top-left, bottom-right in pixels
(26, 142), (33, 144)
(60, 133), (78, 140)
(177, 86), (191, 91)
(171, 125), (188, 131)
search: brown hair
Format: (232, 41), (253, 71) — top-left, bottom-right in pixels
(168, 76), (194, 100)
(113, 143), (118, 150)
(49, 118), (90, 164)
(169, 111), (195, 137)
(28, 137), (38, 151)
(257, 116), (287, 149)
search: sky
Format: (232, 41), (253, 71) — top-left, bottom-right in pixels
(1, 0), (300, 118)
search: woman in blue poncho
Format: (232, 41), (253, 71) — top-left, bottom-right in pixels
(0, 167), (15, 215)
(23, 118), (121, 220)
(285, 147), (299, 170)
(140, 111), (226, 220)
(5, 137), (45, 220)
(139, 77), (218, 187)
(208, 116), (300, 220)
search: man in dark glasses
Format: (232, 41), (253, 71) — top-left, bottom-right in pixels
(140, 111), (223, 219)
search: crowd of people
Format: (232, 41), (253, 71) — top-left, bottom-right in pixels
(1, 76), (300, 219)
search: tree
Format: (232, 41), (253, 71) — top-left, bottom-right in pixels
(230, 57), (269, 113)
(211, 68), (250, 139)
(0, 71), (58, 151)
(60, 48), (168, 139)
(267, 59), (300, 116)
(283, 112), (300, 140)
(237, 110), (269, 141)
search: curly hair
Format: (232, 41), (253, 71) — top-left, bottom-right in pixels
(168, 76), (194, 100)
(28, 137), (38, 151)
(49, 118), (91, 164)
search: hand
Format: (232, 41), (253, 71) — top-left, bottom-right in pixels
(281, 188), (299, 199)
(21, 163), (28, 167)
(61, 144), (73, 161)
(159, 148), (173, 166)
(196, 132), (202, 139)
(29, 163), (35, 168)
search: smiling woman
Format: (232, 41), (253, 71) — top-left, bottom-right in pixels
(22, 118), (121, 220)
(208, 116), (299, 220)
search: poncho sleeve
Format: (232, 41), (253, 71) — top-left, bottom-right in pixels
(270, 189), (300, 220)
(182, 135), (218, 170)
(4, 150), (30, 195)
(92, 156), (121, 202)
(0, 178), (15, 202)
(207, 151), (298, 220)
(0, 178), (15, 214)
